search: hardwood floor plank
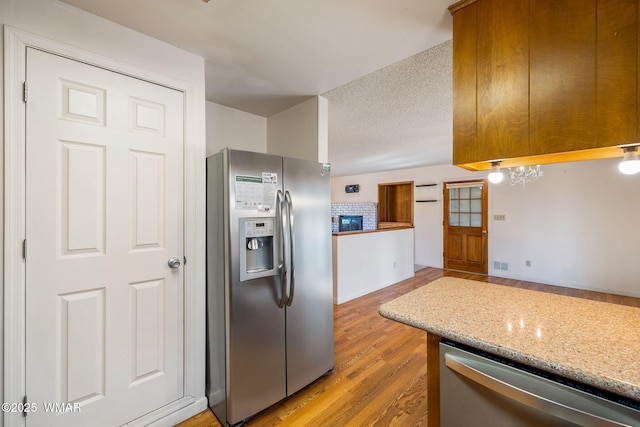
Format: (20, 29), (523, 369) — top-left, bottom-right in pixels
(178, 267), (640, 426)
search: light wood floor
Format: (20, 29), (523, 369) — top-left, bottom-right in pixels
(177, 267), (640, 427)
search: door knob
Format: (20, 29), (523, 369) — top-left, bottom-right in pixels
(168, 257), (181, 269)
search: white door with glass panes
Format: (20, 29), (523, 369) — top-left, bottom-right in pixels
(25, 48), (185, 426)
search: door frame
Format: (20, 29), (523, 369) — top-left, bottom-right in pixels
(4, 26), (207, 426)
(442, 179), (489, 274)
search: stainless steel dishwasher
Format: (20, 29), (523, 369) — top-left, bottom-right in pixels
(440, 341), (640, 427)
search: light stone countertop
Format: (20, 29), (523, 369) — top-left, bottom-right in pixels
(378, 277), (640, 402)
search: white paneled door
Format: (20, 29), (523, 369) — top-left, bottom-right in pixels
(25, 48), (184, 426)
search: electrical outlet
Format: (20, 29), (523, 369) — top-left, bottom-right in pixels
(526, 260), (531, 267)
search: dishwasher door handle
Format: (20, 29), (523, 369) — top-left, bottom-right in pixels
(445, 353), (632, 427)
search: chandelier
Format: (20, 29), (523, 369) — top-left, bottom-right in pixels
(506, 165), (543, 186)
(487, 162), (543, 186)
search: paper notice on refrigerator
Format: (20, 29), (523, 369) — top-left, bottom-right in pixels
(261, 173), (278, 211)
(235, 174), (278, 211)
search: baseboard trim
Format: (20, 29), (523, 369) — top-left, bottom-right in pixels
(125, 396), (209, 427)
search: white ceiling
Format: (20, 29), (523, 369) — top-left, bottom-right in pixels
(60, 0), (456, 176)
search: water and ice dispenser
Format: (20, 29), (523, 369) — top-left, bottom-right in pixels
(239, 217), (277, 281)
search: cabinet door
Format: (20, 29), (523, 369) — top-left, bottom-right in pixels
(597, 0), (637, 148)
(452, 2), (478, 165)
(530, 0), (597, 155)
(477, 0), (530, 162)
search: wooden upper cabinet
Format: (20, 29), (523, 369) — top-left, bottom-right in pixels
(596, 0), (638, 148)
(476, 0), (530, 161)
(451, 2), (478, 165)
(449, 0), (639, 170)
(531, 0), (638, 153)
(530, 0), (597, 155)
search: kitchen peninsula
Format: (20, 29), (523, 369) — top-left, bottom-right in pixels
(379, 277), (640, 426)
(332, 226), (414, 304)
(332, 180), (416, 304)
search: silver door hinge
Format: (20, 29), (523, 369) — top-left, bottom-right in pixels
(23, 81), (29, 103)
(22, 239), (27, 260)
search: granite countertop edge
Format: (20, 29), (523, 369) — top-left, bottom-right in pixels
(379, 292), (640, 403)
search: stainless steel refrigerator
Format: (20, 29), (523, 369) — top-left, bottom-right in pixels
(206, 149), (334, 426)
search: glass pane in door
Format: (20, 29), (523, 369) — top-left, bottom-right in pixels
(448, 185), (483, 228)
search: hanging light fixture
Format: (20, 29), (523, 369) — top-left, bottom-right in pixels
(487, 161), (543, 186)
(618, 146), (640, 175)
(506, 165), (543, 186)
(487, 161), (504, 184)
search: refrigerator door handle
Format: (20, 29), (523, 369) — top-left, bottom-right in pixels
(285, 191), (295, 306)
(276, 190), (287, 308)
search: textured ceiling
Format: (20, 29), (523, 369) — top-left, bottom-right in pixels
(324, 41), (452, 176)
(59, 0), (456, 176)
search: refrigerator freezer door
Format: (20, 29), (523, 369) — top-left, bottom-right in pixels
(227, 150), (287, 423)
(220, 150), (288, 425)
(282, 157), (334, 395)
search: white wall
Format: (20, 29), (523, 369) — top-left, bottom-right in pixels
(206, 101), (267, 156)
(332, 228), (415, 304)
(332, 163), (477, 272)
(331, 158), (640, 297)
(206, 97), (329, 164)
(267, 96), (329, 163)
(490, 158), (640, 296)
(1, 0), (206, 424)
